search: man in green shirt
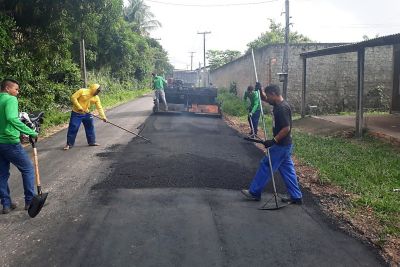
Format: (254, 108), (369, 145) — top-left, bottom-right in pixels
(152, 73), (168, 111)
(0, 79), (38, 214)
(243, 85), (261, 137)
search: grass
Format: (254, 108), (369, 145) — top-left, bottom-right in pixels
(218, 90), (400, 237)
(217, 90), (248, 117)
(293, 131), (400, 236)
(336, 111), (389, 116)
(100, 88), (151, 108)
(217, 89), (272, 132)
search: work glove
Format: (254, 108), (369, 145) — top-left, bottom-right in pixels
(249, 113), (253, 117)
(29, 135), (38, 145)
(263, 138), (276, 148)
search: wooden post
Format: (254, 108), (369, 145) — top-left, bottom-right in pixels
(301, 57), (307, 118)
(356, 48), (365, 138)
(80, 39), (87, 87)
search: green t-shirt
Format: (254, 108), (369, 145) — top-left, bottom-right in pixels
(244, 90), (261, 114)
(153, 76), (166, 90)
(0, 92), (37, 144)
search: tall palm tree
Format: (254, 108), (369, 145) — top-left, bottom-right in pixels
(124, 0), (161, 36)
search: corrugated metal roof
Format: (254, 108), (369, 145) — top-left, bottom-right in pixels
(300, 33), (400, 58)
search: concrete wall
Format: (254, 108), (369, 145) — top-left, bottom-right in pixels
(210, 43), (393, 113)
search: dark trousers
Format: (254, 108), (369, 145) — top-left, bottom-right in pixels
(248, 109), (261, 134)
(66, 111), (96, 146)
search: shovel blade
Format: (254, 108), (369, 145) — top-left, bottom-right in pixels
(28, 192), (48, 218)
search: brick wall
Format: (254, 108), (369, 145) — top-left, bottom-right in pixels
(210, 43), (393, 113)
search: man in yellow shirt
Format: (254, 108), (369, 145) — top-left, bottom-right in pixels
(63, 84), (107, 150)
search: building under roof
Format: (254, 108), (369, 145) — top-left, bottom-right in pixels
(300, 33), (400, 137)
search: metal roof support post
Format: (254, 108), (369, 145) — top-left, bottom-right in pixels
(301, 56), (307, 118)
(356, 48), (365, 138)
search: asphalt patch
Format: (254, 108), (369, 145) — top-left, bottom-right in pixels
(93, 153), (254, 190)
(92, 114), (282, 192)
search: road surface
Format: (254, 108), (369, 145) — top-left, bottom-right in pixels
(0, 95), (384, 266)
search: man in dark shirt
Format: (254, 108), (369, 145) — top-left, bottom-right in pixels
(241, 84), (303, 204)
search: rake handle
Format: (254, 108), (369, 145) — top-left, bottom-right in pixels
(90, 113), (150, 142)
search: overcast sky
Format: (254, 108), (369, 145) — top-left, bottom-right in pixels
(129, 0), (400, 69)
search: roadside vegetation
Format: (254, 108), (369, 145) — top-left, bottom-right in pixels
(0, 0), (170, 131)
(218, 90), (400, 246)
(293, 131), (400, 236)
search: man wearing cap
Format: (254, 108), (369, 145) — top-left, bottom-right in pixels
(63, 84), (107, 150)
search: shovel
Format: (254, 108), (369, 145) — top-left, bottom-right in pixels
(28, 137), (48, 218)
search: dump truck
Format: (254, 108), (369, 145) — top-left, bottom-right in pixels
(153, 78), (221, 117)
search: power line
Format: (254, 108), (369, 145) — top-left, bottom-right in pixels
(146, 0), (280, 7)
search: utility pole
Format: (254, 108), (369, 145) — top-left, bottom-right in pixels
(79, 39), (87, 87)
(282, 0), (290, 99)
(197, 31), (211, 86)
(189, 51), (196, 71)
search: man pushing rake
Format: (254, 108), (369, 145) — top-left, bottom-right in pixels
(64, 83), (150, 151)
(241, 49), (302, 209)
(64, 83), (108, 150)
(241, 84), (303, 206)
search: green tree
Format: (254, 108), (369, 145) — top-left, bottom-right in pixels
(206, 49), (241, 70)
(124, 0), (161, 36)
(246, 19), (311, 52)
(0, 0), (172, 112)
(147, 37), (173, 77)
(362, 34), (379, 41)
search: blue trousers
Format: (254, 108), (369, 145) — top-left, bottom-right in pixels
(248, 109), (261, 134)
(249, 144), (302, 199)
(0, 143), (35, 207)
(67, 111), (96, 146)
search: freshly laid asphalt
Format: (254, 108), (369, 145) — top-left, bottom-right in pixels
(0, 96), (385, 266)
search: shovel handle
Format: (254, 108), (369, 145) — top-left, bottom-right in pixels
(32, 147), (42, 192)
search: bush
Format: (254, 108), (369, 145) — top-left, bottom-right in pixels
(217, 89), (248, 116)
(229, 81), (238, 96)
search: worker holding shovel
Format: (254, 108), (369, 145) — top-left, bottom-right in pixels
(244, 84), (261, 138)
(63, 83), (107, 150)
(0, 79), (38, 214)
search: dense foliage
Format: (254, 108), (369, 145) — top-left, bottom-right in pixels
(0, 0), (172, 113)
(217, 89), (248, 117)
(206, 49), (241, 71)
(246, 19), (311, 52)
